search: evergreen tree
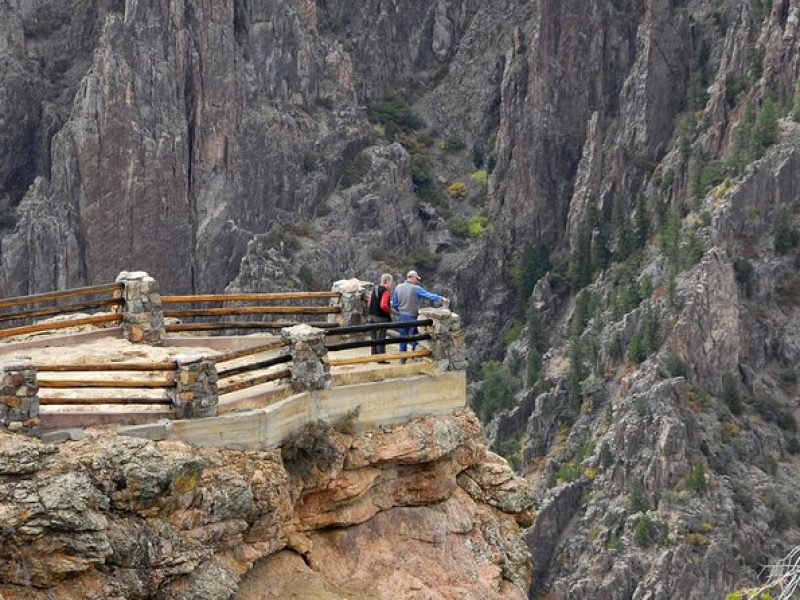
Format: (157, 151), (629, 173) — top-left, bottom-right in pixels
(661, 207), (682, 266)
(666, 264), (678, 308)
(571, 222), (592, 290)
(729, 99), (756, 174)
(627, 333), (646, 364)
(567, 336), (585, 406)
(512, 243), (551, 304)
(613, 197), (634, 262)
(775, 209), (800, 254)
(754, 96), (780, 153)
(792, 80), (800, 123)
(593, 219), (611, 273)
(684, 229), (705, 267)
(526, 302), (547, 388)
(641, 302), (659, 355)
(635, 197), (650, 249)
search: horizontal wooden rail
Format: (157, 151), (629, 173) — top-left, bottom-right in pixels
(161, 292), (339, 304)
(326, 334), (431, 352)
(217, 354), (293, 377)
(324, 319), (433, 336)
(40, 396), (173, 406)
(164, 306), (339, 318)
(0, 283), (123, 310)
(214, 340), (289, 364)
(0, 298), (123, 324)
(218, 368), (291, 395)
(0, 313), (123, 339)
(38, 378), (175, 389)
(165, 322), (330, 332)
(329, 349), (432, 367)
(34, 362), (176, 372)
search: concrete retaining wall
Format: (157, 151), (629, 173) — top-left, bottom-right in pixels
(125, 370), (466, 450)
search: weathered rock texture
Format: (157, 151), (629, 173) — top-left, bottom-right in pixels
(0, 411), (534, 599)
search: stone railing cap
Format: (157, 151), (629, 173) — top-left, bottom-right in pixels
(281, 323), (325, 340)
(331, 278), (371, 294)
(115, 270), (152, 282)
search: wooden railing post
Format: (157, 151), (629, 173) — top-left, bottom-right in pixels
(330, 279), (372, 326)
(171, 355), (218, 418)
(281, 324), (330, 392)
(418, 308), (468, 372)
(116, 271), (165, 344)
(0, 356), (40, 437)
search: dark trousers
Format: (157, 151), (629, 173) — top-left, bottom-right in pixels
(369, 314), (391, 354)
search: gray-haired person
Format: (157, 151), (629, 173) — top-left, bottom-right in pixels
(367, 273), (395, 359)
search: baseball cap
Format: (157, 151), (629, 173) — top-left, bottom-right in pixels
(406, 270), (421, 280)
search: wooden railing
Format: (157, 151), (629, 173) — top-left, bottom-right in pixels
(324, 319), (434, 366)
(161, 292), (340, 333)
(34, 360), (177, 407)
(215, 340), (292, 395)
(0, 283), (123, 339)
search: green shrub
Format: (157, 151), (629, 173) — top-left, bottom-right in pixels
(599, 441), (613, 469)
(473, 361), (520, 422)
(552, 459), (582, 485)
(470, 169), (488, 188)
(634, 515), (666, 548)
(439, 138), (466, 154)
(316, 96), (334, 109)
(628, 480), (649, 513)
(302, 151), (317, 172)
(733, 258), (755, 297)
(752, 394), (797, 431)
(471, 144), (485, 168)
(779, 368), (798, 384)
(447, 181), (468, 199)
(367, 98), (424, 140)
(467, 215), (491, 237)
(687, 463), (707, 495)
(762, 453), (778, 476)
(340, 152), (371, 188)
(663, 353), (688, 378)
(607, 535), (623, 551)
(787, 437), (800, 455)
(775, 209), (800, 254)
(504, 322), (521, 347)
(722, 372), (742, 415)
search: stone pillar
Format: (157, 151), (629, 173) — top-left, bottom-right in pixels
(0, 357), (40, 437)
(281, 324), (330, 392)
(330, 278), (372, 326)
(116, 271), (165, 344)
(418, 308), (467, 372)
(171, 355), (218, 419)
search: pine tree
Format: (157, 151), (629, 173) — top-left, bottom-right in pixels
(513, 243), (551, 304)
(571, 222), (592, 290)
(641, 302), (659, 355)
(635, 197), (650, 249)
(792, 80), (800, 123)
(729, 99), (756, 174)
(661, 207), (681, 266)
(775, 209), (800, 254)
(568, 336), (585, 406)
(593, 219), (611, 273)
(754, 96), (780, 153)
(613, 197), (634, 262)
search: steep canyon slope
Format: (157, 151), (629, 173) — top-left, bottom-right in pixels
(2, 0), (800, 598)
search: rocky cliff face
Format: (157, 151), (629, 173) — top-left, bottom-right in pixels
(3, 0), (800, 598)
(0, 411), (535, 599)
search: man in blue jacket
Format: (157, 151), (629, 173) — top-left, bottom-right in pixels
(391, 270), (448, 361)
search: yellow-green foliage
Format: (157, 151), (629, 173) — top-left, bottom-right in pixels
(583, 466), (598, 480)
(684, 533), (710, 546)
(470, 169), (488, 189)
(467, 215), (491, 236)
(447, 181), (468, 198)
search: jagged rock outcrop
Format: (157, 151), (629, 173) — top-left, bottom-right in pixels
(0, 411), (535, 599)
